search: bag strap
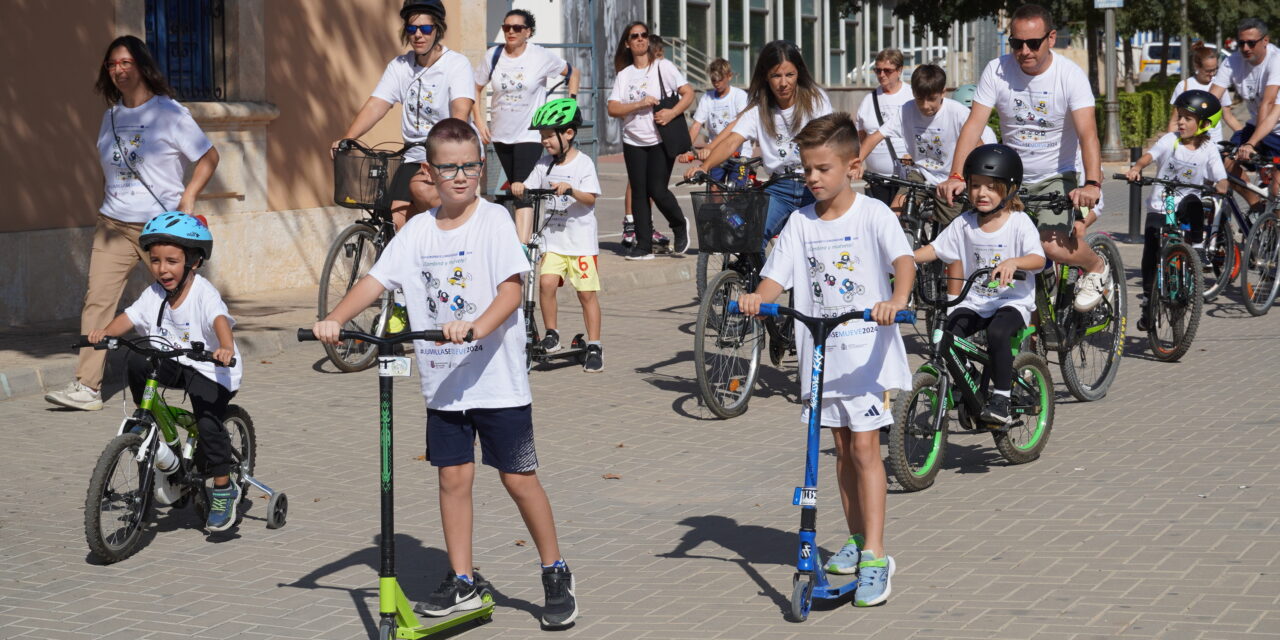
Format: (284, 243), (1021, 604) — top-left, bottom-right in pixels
(489, 45), (503, 76)
(871, 89), (901, 169)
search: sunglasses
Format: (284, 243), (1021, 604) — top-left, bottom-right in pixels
(404, 24), (436, 36)
(1240, 37), (1266, 49)
(873, 67), (898, 75)
(104, 59), (135, 71)
(501, 24), (529, 34)
(431, 161), (483, 179)
(629, 31), (650, 41)
(1009, 33), (1051, 52)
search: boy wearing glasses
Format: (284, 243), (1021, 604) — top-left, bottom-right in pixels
(312, 118), (578, 629)
(1211, 18), (1280, 212)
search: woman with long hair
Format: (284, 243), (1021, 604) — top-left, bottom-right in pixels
(45, 35), (220, 411)
(686, 40), (832, 243)
(607, 22), (695, 260)
(855, 49), (912, 205)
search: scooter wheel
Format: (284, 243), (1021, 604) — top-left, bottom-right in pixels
(266, 492), (288, 529)
(378, 619), (396, 640)
(789, 576), (813, 622)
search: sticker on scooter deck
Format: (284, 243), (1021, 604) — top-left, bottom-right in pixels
(378, 356), (412, 377)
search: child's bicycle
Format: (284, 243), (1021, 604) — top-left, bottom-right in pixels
(862, 171), (947, 337)
(887, 269), (1055, 492)
(1019, 191), (1127, 401)
(494, 189), (591, 370)
(682, 169), (799, 419)
(1114, 173), (1210, 361)
(297, 327), (495, 639)
(78, 336), (287, 564)
(725, 300), (915, 621)
(319, 139), (417, 372)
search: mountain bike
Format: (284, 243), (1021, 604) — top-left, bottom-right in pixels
(79, 336), (286, 564)
(1020, 192), (1127, 401)
(1207, 142), (1280, 309)
(862, 172), (947, 337)
(318, 139), (416, 372)
(888, 269), (1054, 492)
(694, 155), (764, 300)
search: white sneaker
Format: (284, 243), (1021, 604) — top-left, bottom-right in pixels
(44, 380), (104, 411)
(1073, 264), (1110, 312)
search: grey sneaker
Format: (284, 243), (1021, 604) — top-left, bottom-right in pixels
(825, 534), (865, 574)
(853, 551), (896, 607)
(540, 329), (562, 353)
(206, 481), (241, 532)
(583, 344), (603, 373)
(44, 380), (104, 411)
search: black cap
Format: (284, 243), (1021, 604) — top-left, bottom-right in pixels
(400, 0), (445, 21)
(963, 143), (1023, 187)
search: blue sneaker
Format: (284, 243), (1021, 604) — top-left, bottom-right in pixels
(853, 550), (895, 607)
(824, 534), (865, 574)
(206, 482), (241, 532)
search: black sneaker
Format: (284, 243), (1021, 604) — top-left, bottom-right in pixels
(540, 329), (562, 353)
(583, 344), (603, 373)
(414, 571), (483, 617)
(625, 246), (654, 261)
(980, 394), (1013, 427)
(673, 216), (691, 253)
(540, 564), (578, 628)
(1136, 304), (1152, 332)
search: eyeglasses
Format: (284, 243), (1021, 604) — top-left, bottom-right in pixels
(873, 67), (898, 75)
(404, 24), (436, 36)
(431, 162), (483, 179)
(629, 31), (650, 41)
(501, 24), (529, 34)
(1240, 37), (1266, 49)
(104, 59), (135, 71)
(1009, 33), (1051, 52)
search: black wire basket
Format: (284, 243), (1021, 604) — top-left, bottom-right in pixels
(332, 146), (404, 209)
(691, 189), (769, 254)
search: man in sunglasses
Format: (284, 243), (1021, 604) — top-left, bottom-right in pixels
(1210, 18), (1280, 212)
(939, 3), (1109, 313)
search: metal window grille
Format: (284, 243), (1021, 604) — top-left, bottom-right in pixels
(145, 0), (227, 101)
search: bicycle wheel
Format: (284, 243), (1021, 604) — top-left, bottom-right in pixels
(994, 352), (1054, 464)
(1059, 233), (1126, 402)
(318, 223), (389, 371)
(1202, 216), (1238, 302)
(1242, 215), (1280, 316)
(695, 252), (730, 301)
(694, 269), (765, 419)
(1147, 243), (1204, 362)
(888, 371), (949, 492)
(223, 405), (256, 500)
(85, 433), (155, 563)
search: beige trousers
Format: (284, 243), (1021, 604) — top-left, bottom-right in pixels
(75, 214), (147, 390)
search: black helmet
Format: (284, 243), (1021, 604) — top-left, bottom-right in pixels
(963, 143), (1024, 188)
(1173, 89), (1223, 135)
(400, 0), (444, 21)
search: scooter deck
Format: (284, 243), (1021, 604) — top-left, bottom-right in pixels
(382, 577), (495, 638)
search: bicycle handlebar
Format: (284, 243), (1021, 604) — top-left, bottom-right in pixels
(297, 328), (473, 346)
(72, 336), (236, 367)
(1112, 173), (1219, 195)
(727, 301), (916, 326)
(915, 267), (1027, 310)
(334, 138), (421, 158)
(676, 171), (731, 190)
(862, 172), (934, 192)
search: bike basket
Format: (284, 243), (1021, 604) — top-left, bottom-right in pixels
(691, 190), (768, 254)
(332, 147), (404, 209)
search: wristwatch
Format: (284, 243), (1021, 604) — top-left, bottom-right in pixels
(1084, 180), (1102, 189)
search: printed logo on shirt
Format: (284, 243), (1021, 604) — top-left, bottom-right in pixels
(1010, 90), (1058, 147)
(406, 79), (442, 132)
(109, 128), (148, 184)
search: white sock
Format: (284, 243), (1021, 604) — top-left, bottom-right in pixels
(992, 388), (1011, 397)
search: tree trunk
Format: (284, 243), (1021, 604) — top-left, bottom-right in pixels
(1124, 36), (1136, 92)
(1087, 9), (1101, 96)
(1159, 27), (1170, 78)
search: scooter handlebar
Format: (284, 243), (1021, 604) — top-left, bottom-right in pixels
(727, 301), (915, 324)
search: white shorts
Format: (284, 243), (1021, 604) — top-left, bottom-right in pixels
(800, 392), (892, 432)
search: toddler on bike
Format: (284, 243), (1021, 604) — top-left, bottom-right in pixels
(737, 113), (916, 607)
(511, 98), (604, 372)
(1125, 90), (1228, 332)
(312, 118), (577, 629)
(914, 144), (1046, 426)
(86, 212), (244, 532)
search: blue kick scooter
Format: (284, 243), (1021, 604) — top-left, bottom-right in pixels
(728, 302), (915, 622)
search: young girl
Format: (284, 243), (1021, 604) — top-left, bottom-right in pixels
(685, 40), (832, 246)
(915, 144), (1046, 425)
(1125, 90), (1228, 332)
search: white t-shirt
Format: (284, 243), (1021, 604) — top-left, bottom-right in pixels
(1170, 76), (1233, 144)
(371, 49), (477, 164)
(692, 86), (752, 156)
(1212, 45), (1280, 133)
(886, 98), (998, 186)
(474, 44), (569, 145)
(368, 200), (531, 411)
(609, 59), (688, 147)
(973, 54), (1096, 184)
(123, 275), (242, 392)
(856, 84), (914, 176)
(731, 90), (834, 175)
(928, 211), (1044, 325)
(1144, 133), (1228, 212)
(523, 151), (602, 256)
(97, 96), (213, 223)
(760, 195), (914, 398)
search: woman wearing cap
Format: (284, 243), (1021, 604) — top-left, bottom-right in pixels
(333, 0), (476, 228)
(45, 35), (219, 412)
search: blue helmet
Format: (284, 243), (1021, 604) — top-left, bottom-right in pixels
(140, 212), (213, 261)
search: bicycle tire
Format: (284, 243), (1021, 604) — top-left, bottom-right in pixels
(1059, 233), (1127, 402)
(85, 433), (155, 563)
(694, 269), (764, 419)
(695, 252), (731, 301)
(888, 371), (948, 492)
(318, 223), (389, 371)
(223, 406), (256, 513)
(1242, 215), (1280, 316)
(1202, 215), (1238, 302)
(1148, 243), (1204, 362)
(994, 352), (1054, 464)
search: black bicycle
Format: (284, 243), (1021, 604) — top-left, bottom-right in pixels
(693, 155), (764, 300)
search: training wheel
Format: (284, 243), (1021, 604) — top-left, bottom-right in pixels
(789, 576), (813, 622)
(266, 492), (288, 529)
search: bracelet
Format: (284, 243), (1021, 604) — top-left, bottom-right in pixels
(949, 173), (964, 182)
(1242, 142), (1255, 148)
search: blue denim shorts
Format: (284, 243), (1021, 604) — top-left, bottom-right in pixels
(426, 404), (538, 472)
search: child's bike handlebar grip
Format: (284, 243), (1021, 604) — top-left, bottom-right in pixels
(862, 309), (916, 324)
(726, 301), (779, 316)
(297, 329), (317, 341)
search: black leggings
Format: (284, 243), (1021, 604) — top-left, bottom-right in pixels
(1141, 195), (1206, 296)
(127, 350), (236, 477)
(946, 307), (1026, 393)
(493, 141), (544, 207)
(622, 143), (687, 252)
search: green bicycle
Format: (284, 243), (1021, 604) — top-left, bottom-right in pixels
(79, 336), (286, 564)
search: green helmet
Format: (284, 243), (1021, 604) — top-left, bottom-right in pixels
(953, 83), (979, 108)
(529, 98), (583, 131)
